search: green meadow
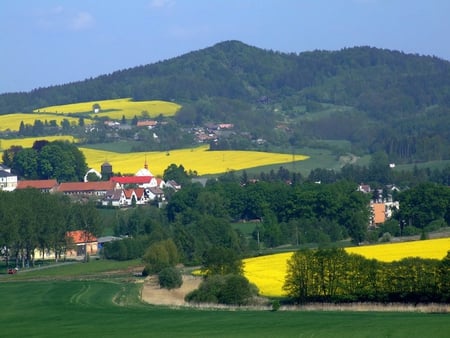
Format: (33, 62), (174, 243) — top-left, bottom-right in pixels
(1, 261), (449, 338)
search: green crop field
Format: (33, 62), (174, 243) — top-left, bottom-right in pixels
(1, 261), (449, 338)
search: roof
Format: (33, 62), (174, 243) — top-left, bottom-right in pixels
(0, 170), (16, 178)
(16, 179), (58, 190)
(57, 181), (117, 192)
(111, 176), (153, 185)
(66, 230), (97, 244)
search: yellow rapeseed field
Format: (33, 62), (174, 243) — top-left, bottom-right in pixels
(0, 136), (76, 150)
(80, 145), (308, 176)
(345, 237), (450, 262)
(243, 238), (450, 297)
(35, 98), (181, 119)
(0, 113), (82, 132)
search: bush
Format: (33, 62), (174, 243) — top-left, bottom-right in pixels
(185, 274), (258, 305)
(158, 267), (183, 290)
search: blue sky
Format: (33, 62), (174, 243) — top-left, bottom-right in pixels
(1, 0), (449, 94)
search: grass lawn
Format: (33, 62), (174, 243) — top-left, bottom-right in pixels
(1, 280), (449, 338)
(1, 258), (449, 338)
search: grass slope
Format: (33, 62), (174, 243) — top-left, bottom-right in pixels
(0, 280), (449, 338)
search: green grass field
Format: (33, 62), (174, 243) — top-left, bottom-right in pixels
(1, 261), (449, 337)
(1, 280), (449, 338)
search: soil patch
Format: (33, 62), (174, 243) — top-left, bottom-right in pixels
(141, 275), (202, 306)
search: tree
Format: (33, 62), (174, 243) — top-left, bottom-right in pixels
(158, 267), (183, 290)
(202, 246), (243, 276)
(143, 239), (179, 274)
(71, 201), (101, 262)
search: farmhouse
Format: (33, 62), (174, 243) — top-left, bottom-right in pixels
(0, 166), (17, 191)
(56, 181), (120, 197)
(16, 179), (58, 193)
(66, 230), (98, 257)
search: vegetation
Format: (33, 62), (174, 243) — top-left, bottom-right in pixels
(158, 267), (183, 289)
(1, 280), (449, 338)
(2, 140), (87, 181)
(283, 248), (450, 304)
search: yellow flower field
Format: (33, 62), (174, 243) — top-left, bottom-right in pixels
(0, 113), (83, 132)
(345, 237), (450, 262)
(35, 98), (181, 120)
(80, 145), (308, 176)
(0, 136), (76, 150)
(243, 238), (450, 297)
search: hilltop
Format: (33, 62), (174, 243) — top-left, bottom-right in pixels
(1, 40), (449, 163)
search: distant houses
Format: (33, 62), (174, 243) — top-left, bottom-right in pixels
(2, 162), (180, 209)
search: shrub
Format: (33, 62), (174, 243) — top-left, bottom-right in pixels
(185, 274), (258, 305)
(158, 267), (183, 290)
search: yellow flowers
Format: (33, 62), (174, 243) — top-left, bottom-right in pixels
(80, 145), (307, 176)
(34, 98), (181, 119)
(243, 238), (450, 297)
(0, 136), (76, 150)
(345, 237), (450, 262)
(0, 113), (82, 132)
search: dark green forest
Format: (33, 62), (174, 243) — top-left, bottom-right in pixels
(1, 41), (449, 163)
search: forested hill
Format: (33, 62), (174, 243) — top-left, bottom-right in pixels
(1, 40), (450, 162)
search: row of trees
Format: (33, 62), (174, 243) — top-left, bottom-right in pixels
(0, 190), (101, 267)
(284, 248), (450, 303)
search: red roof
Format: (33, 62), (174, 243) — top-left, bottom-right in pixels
(16, 179), (58, 190)
(66, 230), (97, 244)
(57, 181), (117, 192)
(111, 176), (153, 185)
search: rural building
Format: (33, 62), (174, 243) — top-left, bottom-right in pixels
(16, 179), (58, 192)
(0, 166), (17, 191)
(66, 230), (98, 257)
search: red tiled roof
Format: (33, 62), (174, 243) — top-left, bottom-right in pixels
(16, 179), (58, 190)
(66, 230), (97, 244)
(57, 181), (117, 192)
(111, 176), (153, 184)
(134, 187), (145, 198)
(123, 188), (135, 199)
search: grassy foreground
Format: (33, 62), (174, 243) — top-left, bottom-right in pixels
(1, 277), (449, 337)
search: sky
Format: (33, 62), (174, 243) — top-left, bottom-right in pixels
(1, 0), (449, 94)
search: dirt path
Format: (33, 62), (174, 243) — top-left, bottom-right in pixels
(141, 275), (202, 306)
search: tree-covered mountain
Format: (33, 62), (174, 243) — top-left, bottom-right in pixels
(1, 40), (450, 163)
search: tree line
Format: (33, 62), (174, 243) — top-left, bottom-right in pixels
(0, 190), (100, 268)
(284, 248), (450, 304)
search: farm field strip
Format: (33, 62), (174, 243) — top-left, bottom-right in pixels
(0, 135), (77, 150)
(243, 238), (450, 297)
(80, 145), (308, 176)
(0, 113), (84, 132)
(34, 98), (181, 119)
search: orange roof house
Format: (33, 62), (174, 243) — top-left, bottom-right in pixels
(16, 179), (58, 192)
(66, 230), (98, 257)
(56, 181), (119, 196)
(372, 203), (386, 226)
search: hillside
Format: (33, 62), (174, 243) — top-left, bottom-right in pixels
(1, 40), (449, 163)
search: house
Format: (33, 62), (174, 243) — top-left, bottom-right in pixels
(136, 120), (158, 128)
(146, 186), (165, 201)
(56, 181), (120, 197)
(66, 230), (98, 257)
(165, 180), (181, 191)
(0, 167), (17, 191)
(111, 175), (158, 189)
(16, 179), (58, 193)
(101, 189), (126, 207)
